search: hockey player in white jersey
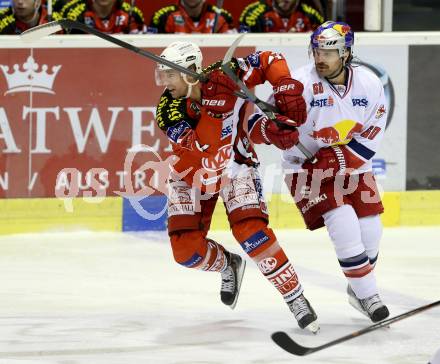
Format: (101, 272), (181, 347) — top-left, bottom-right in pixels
(249, 21), (390, 322)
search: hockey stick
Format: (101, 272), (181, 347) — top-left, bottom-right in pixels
(212, 0), (224, 33)
(20, 19), (209, 81)
(221, 34), (316, 162)
(272, 299), (440, 356)
(20, 19), (259, 104)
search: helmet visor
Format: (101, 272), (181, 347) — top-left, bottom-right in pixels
(155, 68), (182, 86)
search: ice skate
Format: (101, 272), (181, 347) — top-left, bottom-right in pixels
(220, 253), (246, 309)
(287, 294), (319, 333)
(347, 285), (390, 322)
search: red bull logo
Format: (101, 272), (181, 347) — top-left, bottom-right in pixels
(310, 119), (363, 145)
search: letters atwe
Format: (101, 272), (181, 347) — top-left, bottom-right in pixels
(0, 55), (167, 198)
(154, 41), (319, 333)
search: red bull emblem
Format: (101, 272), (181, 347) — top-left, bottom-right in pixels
(375, 104), (386, 119)
(310, 120), (363, 145)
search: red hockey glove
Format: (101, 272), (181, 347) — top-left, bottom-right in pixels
(249, 114), (299, 150)
(301, 146), (351, 182)
(201, 69), (239, 118)
(273, 77), (307, 126)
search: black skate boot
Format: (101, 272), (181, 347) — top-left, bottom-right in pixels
(287, 294), (320, 333)
(220, 253), (246, 309)
(347, 285), (390, 322)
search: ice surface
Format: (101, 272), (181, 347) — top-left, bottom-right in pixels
(0, 227), (438, 363)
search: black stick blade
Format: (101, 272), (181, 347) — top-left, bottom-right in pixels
(271, 331), (312, 356)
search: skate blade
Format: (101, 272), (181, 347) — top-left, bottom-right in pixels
(229, 259), (246, 310)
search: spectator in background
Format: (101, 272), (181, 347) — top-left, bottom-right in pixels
(239, 0), (323, 33)
(0, 0), (49, 34)
(54, 0), (145, 34)
(150, 0), (235, 34)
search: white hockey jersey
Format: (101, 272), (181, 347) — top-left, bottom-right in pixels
(282, 63), (387, 174)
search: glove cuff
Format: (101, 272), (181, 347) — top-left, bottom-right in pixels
(260, 117), (271, 144)
(331, 145), (347, 174)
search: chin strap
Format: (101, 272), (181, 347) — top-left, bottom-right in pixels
(183, 74), (199, 98)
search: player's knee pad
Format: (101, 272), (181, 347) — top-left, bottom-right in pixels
(169, 230), (208, 268)
(359, 214), (382, 266)
(323, 205), (364, 259)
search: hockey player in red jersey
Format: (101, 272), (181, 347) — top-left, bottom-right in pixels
(150, 0), (234, 34)
(154, 41), (319, 332)
(252, 22), (390, 323)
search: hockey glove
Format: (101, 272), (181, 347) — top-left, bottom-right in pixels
(249, 114), (299, 150)
(273, 77), (307, 126)
(201, 69), (239, 118)
(301, 145), (353, 182)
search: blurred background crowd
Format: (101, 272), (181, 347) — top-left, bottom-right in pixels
(1, 0), (439, 35)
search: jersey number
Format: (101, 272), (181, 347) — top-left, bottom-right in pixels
(313, 82), (324, 95)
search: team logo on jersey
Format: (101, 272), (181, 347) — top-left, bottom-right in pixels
(201, 144), (232, 172)
(352, 98), (368, 107)
(375, 104), (386, 119)
(246, 52), (261, 68)
(166, 121), (191, 143)
(309, 119), (363, 145)
(310, 95), (334, 108)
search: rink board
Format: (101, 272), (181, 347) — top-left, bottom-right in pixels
(0, 33), (439, 234)
(0, 190), (439, 235)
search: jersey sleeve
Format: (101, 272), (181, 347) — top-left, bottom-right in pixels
(344, 81), (387, 169)
(212, 6), (234, 33)
(155, 90), (199, 138)
(149, 5), (176, 33)
(55, 0), (86, 32)
(238, 1), (266, 32)
(0, 8), (15, 34)
(239, 51), (292, 88)
(300, 3), (324, 29)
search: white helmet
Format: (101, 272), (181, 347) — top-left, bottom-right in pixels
(310, 21), (354, 58)
(157, 41), (203, 73)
